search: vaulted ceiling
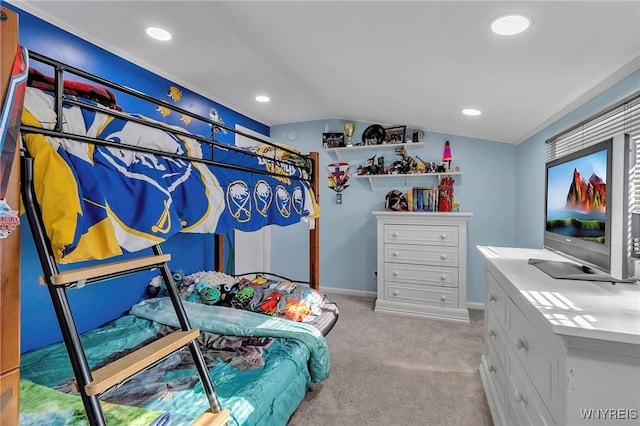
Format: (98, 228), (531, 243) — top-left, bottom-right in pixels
(12, 1), (640, 144)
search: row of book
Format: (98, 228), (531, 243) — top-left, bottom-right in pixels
(406, 186), (441, 212)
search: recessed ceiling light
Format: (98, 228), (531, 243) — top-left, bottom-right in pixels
(462, 108), (482, 116)
(255, 95), (270, 103)
(490, 14), (530, 36)
(146, 27), (172, 41)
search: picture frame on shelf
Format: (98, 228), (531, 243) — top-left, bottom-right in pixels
(322, 132), (345, 148)
(383, 126), (406, 144)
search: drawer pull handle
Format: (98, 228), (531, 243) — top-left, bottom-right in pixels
(440, 295), (447, 302)
(392, 251), (399, 257)
(392, 271), (399, 277)
(489, 330), (496, 338)
(440, 254), (447, 260)
(488, 365), (496, 373)
(514, 390), (526, 404)
(440, 274), (447, 281)
(393, 290), (400, 296)
(440, 234), (447, 240)
(392, 232), (399, 238)
(489, 294), (497, 302)
(516, 338), (528, 351)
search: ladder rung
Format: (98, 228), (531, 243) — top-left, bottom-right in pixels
(83, 329), (199, 396)
(41, 254), (171, 285)
(192, 409), (231, 426)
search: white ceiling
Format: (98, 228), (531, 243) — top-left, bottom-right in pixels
(12, 1), (640, 144)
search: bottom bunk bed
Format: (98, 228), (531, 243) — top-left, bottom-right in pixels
(20, 280), (335, 426)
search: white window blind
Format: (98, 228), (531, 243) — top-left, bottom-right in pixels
(546, 92), (640, 212)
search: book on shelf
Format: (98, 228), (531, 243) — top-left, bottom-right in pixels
(405, 186), (440, 212)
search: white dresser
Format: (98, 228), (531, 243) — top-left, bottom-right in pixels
(477, 246), (640, 426)
(373, 211), (472, 323)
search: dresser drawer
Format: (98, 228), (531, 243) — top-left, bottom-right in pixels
(508, 301), (557, 420)
(485, 344), (507, 412)
(507, 352), (554, 426)
(486, 310), (507, 368)
(384, 224), (458, 246)
(386, 283), (459, 308)
(485, 270), (508, 328)
(384, 262), (458, 288)
(385, 244), (458, 267)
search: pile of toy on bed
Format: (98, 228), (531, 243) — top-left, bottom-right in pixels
(20, 271), (338, 426)
(18, 61), (335, 426)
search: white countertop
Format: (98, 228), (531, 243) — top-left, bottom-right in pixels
(477, 246), (640, 345)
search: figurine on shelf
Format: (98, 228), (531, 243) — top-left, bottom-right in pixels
(391, 146), (417, 174)
(358, 155), (381, 175)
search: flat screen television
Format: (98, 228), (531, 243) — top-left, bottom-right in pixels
(544, 138), (613, 272)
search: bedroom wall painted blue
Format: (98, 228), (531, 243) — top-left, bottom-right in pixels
(9, 4), (270, 353)
(515, 69), (640, 249)
(270, 121), (517, 303)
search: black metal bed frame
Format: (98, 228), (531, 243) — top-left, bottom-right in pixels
(19, 50), (316, 425)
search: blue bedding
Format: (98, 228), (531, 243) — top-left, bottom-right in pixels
(20, 302), (330, 426)
(131, 297), (330, 382)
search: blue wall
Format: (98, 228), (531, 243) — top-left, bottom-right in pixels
(10, 4), (269, 353)
(270, 121), (517, 303)
(515, 69), (640, 249)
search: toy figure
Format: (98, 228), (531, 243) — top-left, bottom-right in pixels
(358, 155), (381, 175)
(392, 146), (417, 174)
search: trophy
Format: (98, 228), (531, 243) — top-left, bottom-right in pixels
(343, 122), (356, 147)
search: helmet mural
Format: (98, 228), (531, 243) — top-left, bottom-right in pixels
(385, 190), (408, 211)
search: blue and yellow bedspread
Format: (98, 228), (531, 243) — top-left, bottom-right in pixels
(21, 86), (319, 263)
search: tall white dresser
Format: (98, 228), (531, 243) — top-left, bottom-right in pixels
(477, 246), (640, 426)
(373, 211), (472, 323)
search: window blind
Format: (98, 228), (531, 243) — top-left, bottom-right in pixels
(546, 92), (640, 212)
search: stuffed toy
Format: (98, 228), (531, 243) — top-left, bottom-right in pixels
(218, 282), (240, 306)
(231, 285), (254, 309)
(197, 282), (221, 305)
(146, 270), (190, 299)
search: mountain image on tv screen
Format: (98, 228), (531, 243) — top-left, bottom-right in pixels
(546, 149), (607, 244)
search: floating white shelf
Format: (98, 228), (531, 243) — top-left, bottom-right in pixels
(323, 142), (425, 162)
(353, 171), (461, 190)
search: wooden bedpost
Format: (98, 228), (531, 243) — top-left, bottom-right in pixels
(0, 6), (22, 426)
(309, 152), (319, 290)
(214, 233), (225, 273)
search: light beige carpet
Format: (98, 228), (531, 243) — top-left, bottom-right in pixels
(288, 293), (493, 426)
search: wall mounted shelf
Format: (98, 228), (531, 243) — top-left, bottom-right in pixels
(324, 142), (425, 162)
(353, 171), (462, 190)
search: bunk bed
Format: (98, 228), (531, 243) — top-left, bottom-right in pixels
(17, 49), (334, 426)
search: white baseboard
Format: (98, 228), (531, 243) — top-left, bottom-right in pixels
(467, 301), (485, 310)
(321, 286), (486, 310)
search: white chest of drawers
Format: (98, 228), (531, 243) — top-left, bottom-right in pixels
(373, 211), (472, 323)
(478, 246), (640, 426)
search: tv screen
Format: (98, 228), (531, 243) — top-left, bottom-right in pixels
(544, 138), (613, 272)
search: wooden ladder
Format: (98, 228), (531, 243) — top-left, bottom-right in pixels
(21, 154), (230, 425)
